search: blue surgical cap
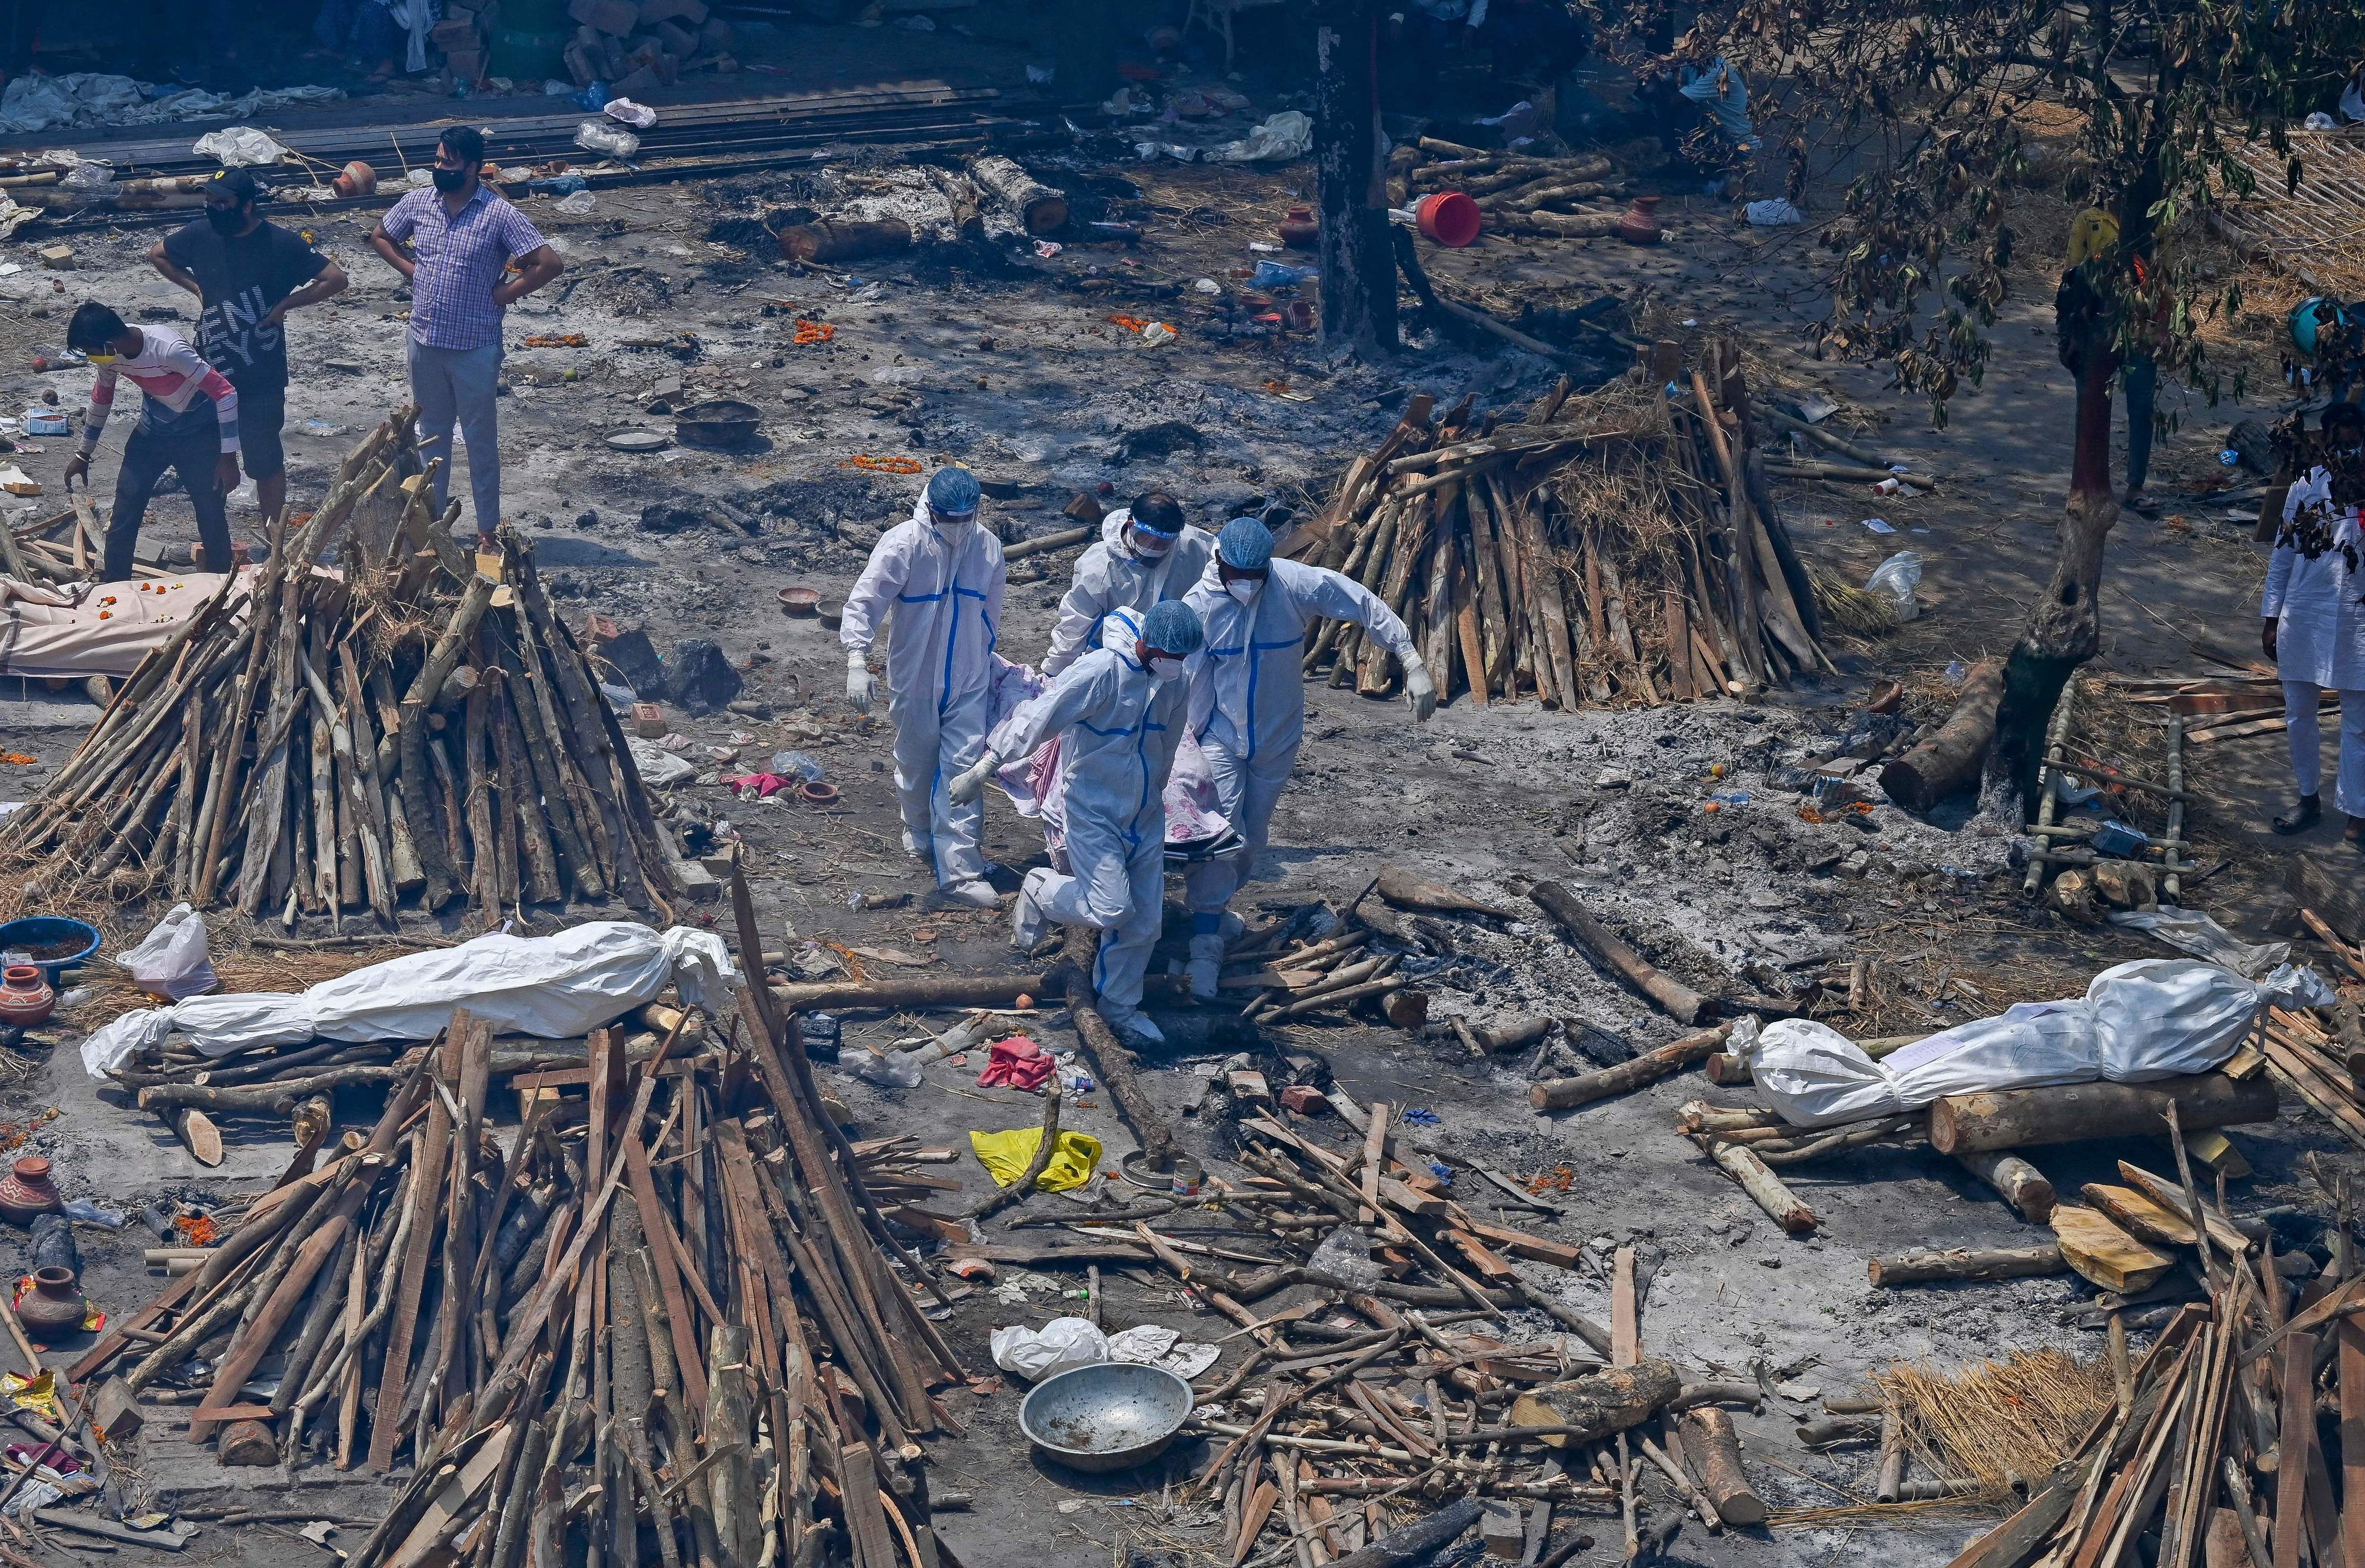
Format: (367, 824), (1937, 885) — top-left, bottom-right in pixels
(1216, 516), (1272, 569)
(926, 465), (981, 517)
(1140, 598), (1205, 656)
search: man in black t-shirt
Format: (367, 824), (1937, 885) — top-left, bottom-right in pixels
(148, 169), (349, 527)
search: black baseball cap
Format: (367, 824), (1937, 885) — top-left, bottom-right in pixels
(208, 168), (269, 204)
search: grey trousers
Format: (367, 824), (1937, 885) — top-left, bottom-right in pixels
(406, 338), (502, 534)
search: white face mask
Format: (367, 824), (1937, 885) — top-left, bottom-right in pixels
(1226, 577), (1262, 605)
(1129, 529), (1174, 561)
(1147, 655), (1187, 684)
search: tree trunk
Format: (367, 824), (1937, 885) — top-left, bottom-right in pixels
(1989, 316), (2118, 810)
(1314, 2), (1395, 352)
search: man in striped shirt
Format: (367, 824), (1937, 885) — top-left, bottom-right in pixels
(61, 303), (241, 581)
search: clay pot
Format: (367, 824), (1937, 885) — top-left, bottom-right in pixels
(0, 966), (51, 1030)
(1278, 204), (1319, 250)
(332, 160), (379, 199)
(1616, 195), (1664, 245)
(14, 1269), (83, 1337)
(0, 1158), (62, 1226)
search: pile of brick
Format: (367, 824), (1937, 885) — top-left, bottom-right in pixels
(565, 0), (736, 97)
(430, 3), (495, 88)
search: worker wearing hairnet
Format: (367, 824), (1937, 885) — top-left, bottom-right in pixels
(842, 465), (1007, 907)
(949, 600), (1206, 1044)
(1179, 517), (1434, 997)
(1040, 491), (1215, 679)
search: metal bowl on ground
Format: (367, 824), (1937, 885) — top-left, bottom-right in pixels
(0, 918), (100, 987)
(675, 398), (762, 447)
(1019, 1363), (1193, 1474)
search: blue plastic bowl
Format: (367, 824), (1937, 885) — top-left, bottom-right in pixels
(0, 918), (101, 987)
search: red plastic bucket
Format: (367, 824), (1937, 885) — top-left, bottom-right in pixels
(1416, 191), (1482, 248)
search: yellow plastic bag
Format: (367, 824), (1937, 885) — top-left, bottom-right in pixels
(969, 1127), (1102, 1192)
(2, 1370), (64, 1424)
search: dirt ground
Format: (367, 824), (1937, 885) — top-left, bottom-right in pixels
(0, 41), (2360, 1568)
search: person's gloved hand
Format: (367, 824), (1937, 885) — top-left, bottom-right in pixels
(1403, 654), (1437, 722)
(946, 752), (1000, 805)
(2263, 618), (2280, 661)
(845, 649), (876, 714)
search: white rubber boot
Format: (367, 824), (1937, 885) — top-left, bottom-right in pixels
(1186, 934), (1225, 1001)
(940, 878), (1000, 909)
(1102, 1007), (1165, 1047)
(1218, 911), (1246, 943)
(1011, 868), (1053, 949)
(901, 828), (930, 862)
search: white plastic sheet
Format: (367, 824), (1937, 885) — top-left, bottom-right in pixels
(1107, 1325), (1221, 1380)
(2109, 908), (2290, 979)
(990, 1316), (1108, 1380)
(1210, 111), (1313, 164)
(1747, 958), (2336, 1128)
(192, 127), (291, 167)
(81, 922), (735, 1080)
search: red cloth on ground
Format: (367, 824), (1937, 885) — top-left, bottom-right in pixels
(977, 1034), (1053, 1091)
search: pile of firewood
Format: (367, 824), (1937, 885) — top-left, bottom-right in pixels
(1285, 344), (1834, 710)
(0, 411), (690, 923)
(1389, 137), (1632, 239)
(1950, 1144), (2362, 1568)
(75, 887), (963, 1568)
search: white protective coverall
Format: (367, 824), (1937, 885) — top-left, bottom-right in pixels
(1180, 558), (1418, 919)
(1041, 509), (1217, 678)
(2266, 467), (2365, 813)
(993, 607), (1185, 1018)
(842, 496), (1007, 886)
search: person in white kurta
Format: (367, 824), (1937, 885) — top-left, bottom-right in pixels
(2264, 404), (2365, 842)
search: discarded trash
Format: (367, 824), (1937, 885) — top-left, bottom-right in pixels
(1107, 1324), (1220, 1379)
(969, 1126), (1102, 1192)
(1207, 110), (1313, 163)
(2085, 819), (2149, 858)
(1034, 239), (1063, 258)
(1744, 197), (1804, 225)
(2109, 908), (2291, 979)
(1309, 1224), (1385, 1288)
(603, 96), (657, 128)
(1863, 550), (1923, 621)
(573, 120), (640, 159)
(769, 750), (824, 782)
(554, 190), (596, 215)
(1414, 190), (1484, 248)
(978, 1035), (1054, 1091)
(1140, 322), (1177, 345)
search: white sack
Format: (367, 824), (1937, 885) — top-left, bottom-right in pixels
(990, 1316), (1108, 1380)
(119, 903), (216, 1001)
(82, 921), (735, 1080)
(192, 127), (291, 167)
(1748, 958), (2333, 1128)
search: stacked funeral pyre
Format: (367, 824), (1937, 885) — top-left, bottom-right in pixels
(1285, 344), (1835, 710)
(0, 410), (688, 922)
(79, 894), (962, 1568)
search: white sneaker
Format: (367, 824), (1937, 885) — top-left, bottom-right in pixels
(940, 878), (1000, 909)
(901, 829), (930, 862)
(1011, 868), (1052, 949)
(1185, 934), (1225, 1001)
(1103, 1008), (1165, 1047)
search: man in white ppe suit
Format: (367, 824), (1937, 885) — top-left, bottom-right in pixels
(2264, 401), (2365, 845)
(842, 466), (1007, 907)
(1041, 491), (1215, 679)
(949, 599), (1205, 1045)
(1180, 517), (1435, 997)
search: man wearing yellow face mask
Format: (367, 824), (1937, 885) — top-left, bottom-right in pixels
(61, 302), (242, 580)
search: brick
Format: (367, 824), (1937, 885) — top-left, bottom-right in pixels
(36, 245), (75, 270)
(567, 0), (638, 35)
(608, 64), (662, 100)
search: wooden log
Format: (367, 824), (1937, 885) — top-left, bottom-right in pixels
(1377, 865), (1512, 918)
(1070, 974), (1178, 1173)
(1953, 1151), (2057, 1223)
(1529, 1024), (1733, 1111)
(770, 974), (1056, 1012)
(1928, 1074), (2278, 1154)
(1880, 659), (2005, 812)
(1700, 1139), (1816, 1234)
(2049, 1205), (2175, 1293)
(772, 219), (911, 263)
(1445, 1359), (1680, 1446)
(1680, 1408), (1767, 1526)
(1525, 881), (1731, 1024)
(1867, 1245), (2068, 1288)
(968, 154), (1067, 233)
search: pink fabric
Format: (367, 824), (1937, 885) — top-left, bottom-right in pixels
(977, 1034), (1054, 1091)
(722, 772), (795, 799)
